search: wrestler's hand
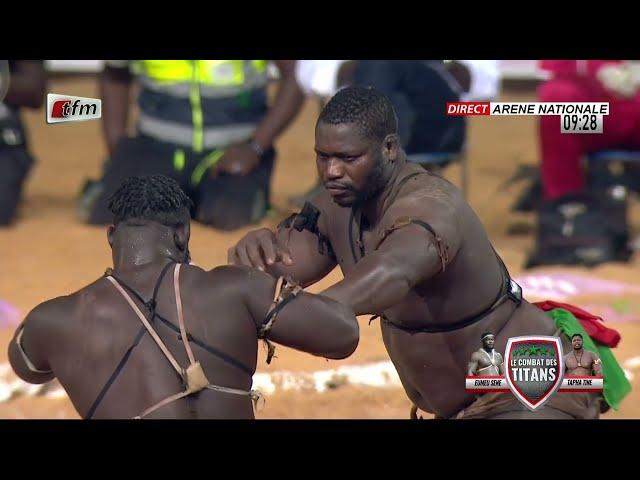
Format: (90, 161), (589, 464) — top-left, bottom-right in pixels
(228, 228), (293, 271)
(213, 144), (261, 177)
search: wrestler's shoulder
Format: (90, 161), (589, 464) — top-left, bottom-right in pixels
(178, 264), (249, 290)
(27, 295), (72, 317)
(49, 278), (107, 308)
(71, 276), (125, 306)
(58, 279), (123, 321)
(23, 293), (78, 336)
(382, 177), (462, 235)
(196, 263), (261, 281)
(189, 264), (276, 298)
(397, 171), (460, 208)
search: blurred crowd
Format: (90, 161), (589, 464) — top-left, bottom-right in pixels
(2, 59), (639, 269)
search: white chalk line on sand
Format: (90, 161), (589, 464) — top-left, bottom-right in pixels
(2, 356), (639, 404)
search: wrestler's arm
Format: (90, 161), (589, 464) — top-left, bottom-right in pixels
(498, 354), (506, 376)
(321, 196), (462, 315)
(220, 265), (358, 359)
(228, 191), (337, 287)
(7, 299), (60, 384)
(467, 352), (481, 376)
(270, 226), (337, 287)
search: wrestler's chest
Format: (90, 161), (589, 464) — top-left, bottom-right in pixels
(565, 353), (592, 370)
(479, 353), (501, 367)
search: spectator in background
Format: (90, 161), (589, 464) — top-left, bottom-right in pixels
(527, 60), (640, 268)
(290, 60), (500, 205)
(79, 60), (304, 230)
(0, 60), (47, 226)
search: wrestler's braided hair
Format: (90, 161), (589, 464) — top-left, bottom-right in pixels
(318, 85), (398, 143)
(107, 174), (194, 227)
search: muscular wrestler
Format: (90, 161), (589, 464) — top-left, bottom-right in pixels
(229, 86), (602, 419)
(564, 333), (603, 377)
(467, 332), (505, 376)
(8, 175), (358, 419)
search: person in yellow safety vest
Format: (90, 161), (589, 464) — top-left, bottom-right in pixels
(78, 60), (304, 230)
